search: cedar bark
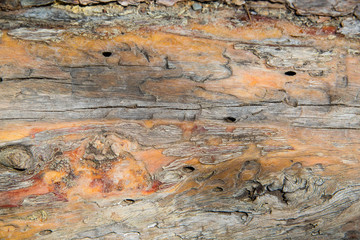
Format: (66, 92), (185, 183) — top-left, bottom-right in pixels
(0, 1), (360, 239)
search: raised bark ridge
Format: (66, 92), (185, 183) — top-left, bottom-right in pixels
(0, 1), (360, 240)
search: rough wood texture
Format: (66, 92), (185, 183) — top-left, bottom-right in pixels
(0, 1), (360, 239)
(0, 0), (359, 13)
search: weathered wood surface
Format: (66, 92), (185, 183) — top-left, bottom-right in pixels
(1, 120), (360, 239)
(0, 1), (360, 239)
(0, 11), (359, 128)
(0, 0), (360, 14)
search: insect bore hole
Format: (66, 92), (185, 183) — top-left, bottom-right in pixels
(284, 71), (296, 76)
(224, 117), (236, 123)
(13, 167), (27, 172)
(102, 51), (112, 57)
(0, 77), (3, 82)
(212, 187), (224, 192)
(123, 199), (135, 205)
(182, 166), (195, 173)
(39, 229), (53, 236)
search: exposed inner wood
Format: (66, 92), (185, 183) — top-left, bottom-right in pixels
(0, 1), (360, 239)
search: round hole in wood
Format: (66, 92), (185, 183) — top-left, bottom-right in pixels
(123, 199), (135, 204)
(182, 166), (195, 173)
(212, 187), (224, 192)
(284, 71), (296, 76)
(224, 117), (236, 123)
(39, 230), (53, 236)
(102, 51), (112, 57)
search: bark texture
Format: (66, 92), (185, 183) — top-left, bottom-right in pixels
(0, 1), (360, 239)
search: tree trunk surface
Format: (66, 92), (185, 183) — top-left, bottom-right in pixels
(0, 1), (360, 239)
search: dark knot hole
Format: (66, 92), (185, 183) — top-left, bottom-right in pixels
(102, 51), (112, 57)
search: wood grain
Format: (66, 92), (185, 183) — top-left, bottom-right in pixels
(0, 2), (360, 239)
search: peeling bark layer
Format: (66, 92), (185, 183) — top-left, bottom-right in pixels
(0, 1), (360, 240)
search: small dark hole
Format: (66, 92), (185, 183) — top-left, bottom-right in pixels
(182, 166), (195, 173)
(285, 71), (296, 76)
(212, 187), (224, 192)
(102, 51), (112, 57)
(13, 167), (26, 172)
(0, 77), (3, 82)
(39, 230), (53, 236)
(224, 117), (236, 123)
(123, 199), (135, 205)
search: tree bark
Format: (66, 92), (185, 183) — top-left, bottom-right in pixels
(0, 1), (360, 239)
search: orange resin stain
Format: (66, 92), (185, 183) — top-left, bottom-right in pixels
(0, 181), (50, 208)
(0, 125), (167, 208)
(0, 120), (121, 142)
(0, 33), (35, 66)
(37, 140), (156, 202)
(43, 171), (67, 185)
(134, 149), (176, 174)
(0, 121), (360, 240)
(204, 65), (287, 101)
(21, 29), (227, 69)
(2, 120), (360, 208)
(0, 121), (90, 142)
(0, 120), (183, 208)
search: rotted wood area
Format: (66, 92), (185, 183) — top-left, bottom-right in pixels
(0, 0), (360, 239)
